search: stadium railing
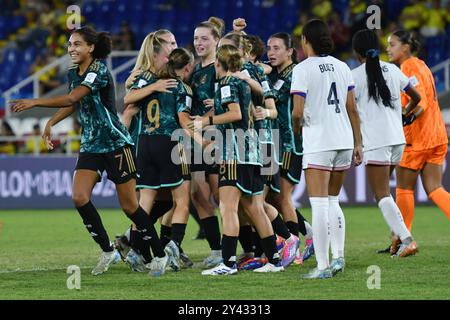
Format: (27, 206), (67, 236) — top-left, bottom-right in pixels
(0, 135), (81, 156)
(2, 51), (139, 118)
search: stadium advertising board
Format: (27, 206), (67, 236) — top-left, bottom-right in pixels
(0, 154), (448, 209)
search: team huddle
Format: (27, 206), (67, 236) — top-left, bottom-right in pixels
(11, 16), (450, 280)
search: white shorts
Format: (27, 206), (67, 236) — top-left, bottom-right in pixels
(302, 149), (353, 171)
(364, 144), (405, 166)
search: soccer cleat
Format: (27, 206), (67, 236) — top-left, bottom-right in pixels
(91, 249), (121, 276)
(124, 249), (146, 272)
(394, 241), (419, 258)
(148, 255), (169, 277)
(164, 240), (181, 272)
(203, 251), (223, 268)
(253, 262), (285, 273)
(280, 234), (300, 267)
(330, 257), (345, 275)
(238, 257), (268, 270)
(390, 236), (401, 255)
(114, 234), (131, 261)
(301, 267), (333, 279)
(377, 244), (392, 254)
(301, 238), (315, 261)
(293, 248), (303, 265)
(180, 252), (194, 268)
(237, 252), (254, 265)
(276, 235), (285, 254)
(201, 263), (238, 275)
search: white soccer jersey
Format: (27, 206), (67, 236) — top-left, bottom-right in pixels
(291, 56), (355, 154)
(352, 61), (410, 151)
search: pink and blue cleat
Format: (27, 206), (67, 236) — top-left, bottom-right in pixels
(280, 234), (300, 267)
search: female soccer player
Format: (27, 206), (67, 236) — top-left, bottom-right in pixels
(291, 19), (363, 279)
(219, 32), (299, 269)
(12, 26), (167, 276)
(124, 39), (195, 275)
(190, 17), (226, 268)
(352, 29), (421, 259)
(386, 30), (450, 252)
(119, 30), (182, 272)
(191, 45), (283, 275)
(267, 32), (318, 262)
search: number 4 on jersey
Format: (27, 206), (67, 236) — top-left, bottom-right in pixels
(327, 82), (341, 113)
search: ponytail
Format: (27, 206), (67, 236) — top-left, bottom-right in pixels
(158, 48), (194, 79)
(352, 29), (392, 108)
(72, 26), (112, 59)
(392, 30), (421, 54)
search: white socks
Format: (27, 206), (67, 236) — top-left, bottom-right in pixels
(329, 196), (345, 259)
(378, 196), (411, 241)
(310, 197), (330, 270)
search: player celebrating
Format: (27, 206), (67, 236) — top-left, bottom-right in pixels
(190, 17), (226, 268)
(191, 45), (283, 275)
(385, 30), (450, 252)
(291, 19), (363, 279)
(352, 29), (421, 258)
(12, 26), (165, 276)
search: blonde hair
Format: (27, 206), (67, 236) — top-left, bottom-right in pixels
(217, 44), (243, 72)
(133, 29), (172, 72)
(196, 16), (225, 40)
(222, 32), (252, 59)
(159, 48), (194, 79)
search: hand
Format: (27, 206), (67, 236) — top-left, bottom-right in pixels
(402, 114), (416, 126)
(153, 79), (178, 93)
(187, 115), (205, 131)
(203, 99), (214, 109)
(233, 71), (250, 81)
(11, 99), (36, 113)
(42, 124), (54, 150)
(254, 106), (269, 120)
(233, 18), (247, 32)
(353, 145), (363, 166)
(125, 69), (143, 89)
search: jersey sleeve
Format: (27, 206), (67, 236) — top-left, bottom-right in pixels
(345, 65), (355, 91)
(176, 82), (192, 114)
(401, 61), (428, 110)
(290, 65), (308, 97)
(260, 73), (277, 100)
(129, 74), (153, 90)
(220, 83), (239, 106)
(391, 64), (410, 92)
(351, 69), (362, 102)
(80, 66), (108, 93)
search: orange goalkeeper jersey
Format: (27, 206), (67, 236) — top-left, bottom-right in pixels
(401, 57), (448, 151)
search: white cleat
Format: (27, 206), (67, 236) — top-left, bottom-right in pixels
(148, 255), (169, 277)
(203, 250), (223, 268)
(253, 262), (285, 273)
(91, 250), (120, 276)
(201, 263), (238, 276)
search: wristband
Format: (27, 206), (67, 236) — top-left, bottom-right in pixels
(209, 116), (213, 125)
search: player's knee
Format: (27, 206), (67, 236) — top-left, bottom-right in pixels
(120, 199), (139, 216)
(72, 192), (90, 207)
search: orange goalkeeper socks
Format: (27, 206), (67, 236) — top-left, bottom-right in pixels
(396, 188), (415, 231)
(429, 187), (450, 220)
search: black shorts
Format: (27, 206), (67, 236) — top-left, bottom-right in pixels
(280, 151), (302, 185)
(218, 161), (265, 196)
(261, 142), (280, 193)
(136, 135), (190, 189)
(75, 145), (137, 185)
(190, 147), (219, 175)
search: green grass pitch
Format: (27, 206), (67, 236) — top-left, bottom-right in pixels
(0, 207), (449, 300)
